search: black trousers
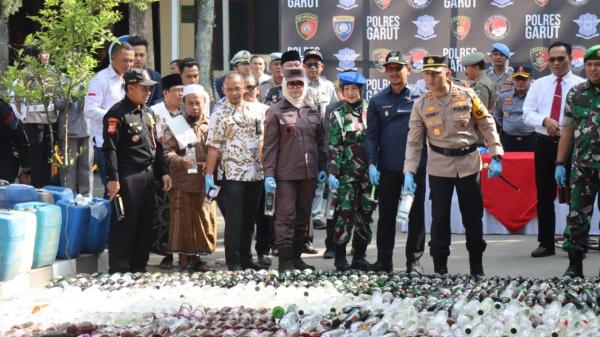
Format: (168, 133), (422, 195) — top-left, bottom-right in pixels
(221, 180), (262, 268)
(23, 123), (52, 188)
(0, 151), (19, 182)
(501, 132), (535, 152)
(429, 173), (486, 258)
(108, 169), (156, 273)
(255, 189), (274, 256)
(534, 133), (570, 250)
(376, 166), (426, 266)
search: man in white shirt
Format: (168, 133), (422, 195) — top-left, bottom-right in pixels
(84, 43), (134, 195)
(523, 41), (585, 258)
(151, 74), (184, 140)
(251, 55), (271, 84)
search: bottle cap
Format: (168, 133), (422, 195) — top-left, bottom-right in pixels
(272, 306), (285, 319)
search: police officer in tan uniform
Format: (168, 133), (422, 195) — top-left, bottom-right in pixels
(403, 56), (504, 277)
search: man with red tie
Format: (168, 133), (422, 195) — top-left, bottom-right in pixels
(523, 41), (585, 258)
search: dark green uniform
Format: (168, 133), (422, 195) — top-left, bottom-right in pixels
(328, 100), (376, 245)
(562, 81), (600, 253)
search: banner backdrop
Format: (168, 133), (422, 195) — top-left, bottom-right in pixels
(280, 0), (598, 99)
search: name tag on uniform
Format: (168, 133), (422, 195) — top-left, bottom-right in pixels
(503, 97), (513, 105)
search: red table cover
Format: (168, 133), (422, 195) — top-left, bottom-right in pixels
(481, 152), (538, 233)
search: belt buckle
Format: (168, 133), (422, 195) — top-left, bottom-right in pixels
(516, 136), (522, 141)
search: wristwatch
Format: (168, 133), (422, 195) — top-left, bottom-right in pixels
(492, 155), (502, 161)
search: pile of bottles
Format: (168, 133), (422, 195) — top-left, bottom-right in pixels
(4, 271), (600, 336)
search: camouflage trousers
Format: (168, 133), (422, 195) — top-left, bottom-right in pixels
(563, 165), (600, 253)
(334, 177), (377, 245)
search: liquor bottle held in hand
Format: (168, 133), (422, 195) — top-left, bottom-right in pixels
(396, 191), (414, 225)
(186, 143), (197, 174)
(265, 190), (276, 216)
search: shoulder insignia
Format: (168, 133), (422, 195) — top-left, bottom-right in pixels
(107, 117), (120, 135)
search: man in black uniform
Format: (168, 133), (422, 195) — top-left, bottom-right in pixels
(0, 99), (31, 184)
(103, 68), (172, 273)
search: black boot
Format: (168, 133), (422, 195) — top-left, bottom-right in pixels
(563, 251), (584, 278)
(469, 252), (485, 278)
(350, 240), (372, 272)
(292, 241), (315, 270)
(334, 243), (350, 271)
(433, 255), (448, 275)
(278, 244), (294, 272)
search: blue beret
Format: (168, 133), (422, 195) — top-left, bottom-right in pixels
(338, 71), (367, 86)
(491, 43), (512, 58)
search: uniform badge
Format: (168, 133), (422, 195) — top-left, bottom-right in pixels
(571, 45), (586, 72)
(131, 134), (140, 142)
(413, 15), (439, 40)
(503, 97), (513, 105)
(295, 13), (319, 41)
(574, 13), (600, 40)
(384, 111), (389, 117)
(333, 16), (355, 42)
(433, 128), (441, 136)
(504, 111), (510, 117)
(107, 117), (119, 135)
(426, 106), (437, 113)
(372, 48), (392, 73)
(530, 47), (549, 72)
(451, 16), (471, 41)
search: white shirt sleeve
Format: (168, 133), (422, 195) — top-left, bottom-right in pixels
(84, 75), (108, 121)
(522, 79), (545, 127)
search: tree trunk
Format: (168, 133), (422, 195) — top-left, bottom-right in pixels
(0, 17), (8, 74)
(195, 0), (215, 100)
(129, 4), (155, 69)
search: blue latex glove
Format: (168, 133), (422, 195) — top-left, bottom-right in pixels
(478, 147), (489, 154)
(369, 165), (380, 185)
(204, 174), (216, 195)
(403, 172), (416, 193)
(265, 176), (277, 193)
(328, 174), (339, 190)
(487, 159), (502, 178)
(317, 170), (327, 183)
(555, 165), (567, 185)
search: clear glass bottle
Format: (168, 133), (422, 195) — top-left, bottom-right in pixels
(186, 143), (197, 174)
(325, 189), (338, 220)
(264, 190), (276, 216)
(396, 191), (414, 225)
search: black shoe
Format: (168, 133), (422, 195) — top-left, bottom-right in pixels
(351, 258), (373, 272)
(335, 262), (351, 272)
(257, 254), (272, 267)
(406, 259), (424, 274)
(563, 252), (583, 278)
(470, 266), (485, 278)
(313, 218), (326, 230)
(372, 261), (393, 273)
(159, 255), (174, 269)
(278, 245), (294, 272)
(433, 256), (448, 275)
(302, 242), (318, 254)
(323, 249), (334, 259)
(228, 265), (243, 271)
(294, 242), (316, 270)
(531, 246), (555, 258)
(242, 261), (268, 270)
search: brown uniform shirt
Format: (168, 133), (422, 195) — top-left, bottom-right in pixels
(404, 83), (503, 178)
(162, 118), (209, 193)
(262, 99), (328, 180)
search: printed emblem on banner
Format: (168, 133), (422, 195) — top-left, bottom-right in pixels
(484, 15), (510, 40)
(334, 48), (360, 71)
(534, 0), (549, 6)
(333, 16), (355, 42)
(372, 48), (392, 72)
(490, 0), (513, 7)
(374, 0), (392, 10)
(530, 47), (549, 72)
(571, 45), (586, 71)
(451, 16), (471, 41)
(295, 13), (319, 41)
(413, 15), (439, 40)
(567, 0), (588, 5)
(407, 47), (429, 71)
(406, 0), (431, 9)
(574, 13), (600, 40)
(337, 0), (358, 10)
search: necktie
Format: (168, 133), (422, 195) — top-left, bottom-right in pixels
(549, 77), (562, 122)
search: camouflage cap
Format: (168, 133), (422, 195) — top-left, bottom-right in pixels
(584, 44), (600, 62)
(382, 51), (408, 66)
(461, 52), (486, 66)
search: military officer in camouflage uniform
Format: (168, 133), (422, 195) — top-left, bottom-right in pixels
(461, 52), (495, 110)
(404, 56), (504, 277)
(327, 71), (375, 272)
(557, 45), (600, 278)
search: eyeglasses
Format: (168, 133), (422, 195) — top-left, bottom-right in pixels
(286, 81), (304, 88)
(304, 62), (321, 68)
(548, 56), (567, 63)
(246, 85), (258, 90)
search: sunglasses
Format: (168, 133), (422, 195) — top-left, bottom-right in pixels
(548, 56), (567, 63)
(304, 62), (321, 68)
(287, 81), (304, 88)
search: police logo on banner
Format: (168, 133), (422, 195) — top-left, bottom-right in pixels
(451, 16), (471, 41)
(568, 0), (588, 5)
(374, 0), (392, 10)
(333, 16), (355, 42)
(571, 45), (586, 72)
(534, 0), (549, 6)
(490, 0), (513, 8)
(530, 47), (549, 72)
(574, 13), (600, 40)
(484, 15), (510, 40)
(334, 48), (360, 71)
(413, 15), (439, 40)
(372, 48), (392, 72)
(337, 0), (358, 10)
(407, 47), (429, 71)
(407, 0), (431, 9)
(295, 13), (319, 41)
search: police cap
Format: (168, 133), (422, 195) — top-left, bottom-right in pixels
(338, 71), (367, 87)
(461, 52), (486, 67)
(270, 52), (282, 62)
(124, 68), (157, 86)
(512, 66), (532, 79)
(230, 50), (252, 65)
(491, 43), (512, 58)
(584, 44), (600, 62)
(422, 55), (448, 72)
(382, 51), (407, 66)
